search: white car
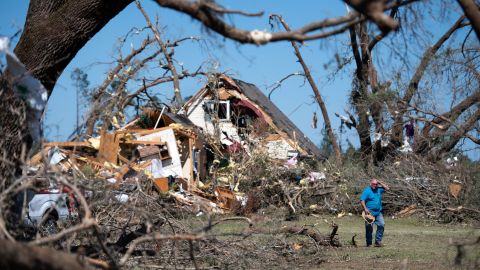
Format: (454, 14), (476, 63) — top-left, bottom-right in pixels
(22, 184), (79, 235)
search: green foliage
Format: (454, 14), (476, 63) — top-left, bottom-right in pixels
(137, 113), (155, 128)
(70, 68), (90, 97)
(318, 127), (333, 158)
(342, 139), (361, 163)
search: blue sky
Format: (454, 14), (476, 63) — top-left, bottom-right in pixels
(1, 1), (478, 160)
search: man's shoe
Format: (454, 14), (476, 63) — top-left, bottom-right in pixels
(374, 242), (383, 247)
(366, 244), (372, 247)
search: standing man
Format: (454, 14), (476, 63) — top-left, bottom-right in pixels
(360, 178), (390, 247)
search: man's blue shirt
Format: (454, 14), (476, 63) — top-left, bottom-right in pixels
(360, 186), (385, 216)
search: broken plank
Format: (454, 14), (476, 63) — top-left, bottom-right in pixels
(44, 141), (93, 148)
(121, 140), (165, 145)
(153, 177), (169, 193)
(114, 127), (172, 136)
(28, 146), (52, 165)
(97, 129), (120, 165)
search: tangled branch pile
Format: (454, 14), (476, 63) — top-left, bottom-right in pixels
(223, 149), (480, 223)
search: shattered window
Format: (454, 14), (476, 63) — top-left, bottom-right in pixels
(205, 100), (230, 121)
(218, 101), (230, 120)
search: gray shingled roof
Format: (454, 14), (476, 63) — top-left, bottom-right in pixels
(163, 112), (196, 128)
(232, 78), (324, 160)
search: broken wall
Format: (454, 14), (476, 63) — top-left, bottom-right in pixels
(265, 135), (296, 159)
(186, 96), (241, 142)
(138, 128), (183, 178)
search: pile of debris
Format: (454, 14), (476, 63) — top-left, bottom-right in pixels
(27, 75), (335, 216)
(337, 156), (480, 223)
(29, 119), (231, 214)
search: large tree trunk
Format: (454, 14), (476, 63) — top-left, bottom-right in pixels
(457, 0), (480, 41)
(349, 23), (373, 156)
(0, 80), (29, 179)
(0, 0), (132, 182)
(14, 0), (133, 92)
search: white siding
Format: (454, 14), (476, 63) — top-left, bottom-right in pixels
(138, 129), (184, 178)
(187, 99), (240, 141)
(266, 139), (295, 159)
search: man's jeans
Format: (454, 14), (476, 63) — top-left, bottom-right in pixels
(365, 212), (385, 245)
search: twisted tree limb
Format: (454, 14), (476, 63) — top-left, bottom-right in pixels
(391, 16), (467, 143)
(270, 14), (342, 164)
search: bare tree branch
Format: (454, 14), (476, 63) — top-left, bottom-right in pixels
(154, 0), (417, 45)
(270, 14), (342, 164)
(392, 16), (467, 142)
(267, 72), (305, 100)
(368, 7), (399, 51)
(84, 37), (154, 136)
(136, 0), (183, 109)
(344, 0), (399, 33)
(434, 108), (480, 155)
(421, 90), (480, 137)
(457, 0), (480, 41)
(119, 70), (207, 111)
(199, 1), (264, 17)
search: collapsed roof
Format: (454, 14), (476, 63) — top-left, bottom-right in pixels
(183, 75), (324, 160)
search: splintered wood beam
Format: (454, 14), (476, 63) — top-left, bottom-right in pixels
(115, 126), (172, 136)
(98, 129), (120, 165)
(173, 128), (197, 138)
(44, 141), (93, 148)
(121, 140), (165, 145)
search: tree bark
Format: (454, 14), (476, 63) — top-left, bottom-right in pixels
(0, 81), (29, 179)
(457, 0), (480, 41)
(349, 23), (373, 156)
(14, 0), (133, 92)
(0, 240), (89, 270)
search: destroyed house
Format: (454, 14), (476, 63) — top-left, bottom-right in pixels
(29, 109), (205, 192)
(182, 75), (323, 160)
(117, 110), (206, 188)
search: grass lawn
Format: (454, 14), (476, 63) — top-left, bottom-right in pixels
(302, 215), (480, 269)
(197, 213), (480, 269)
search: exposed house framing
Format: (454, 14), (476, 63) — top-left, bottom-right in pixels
(182, 75), (323, 160)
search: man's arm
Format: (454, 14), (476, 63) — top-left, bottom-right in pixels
(361, 200), (370, 214)
(378, 180), (390, 191)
